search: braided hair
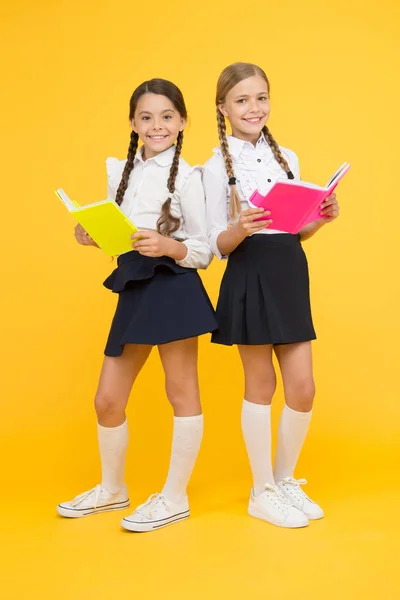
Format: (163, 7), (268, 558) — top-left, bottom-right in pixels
(115, 78), (187, 236)
(216, 63), (294, 219)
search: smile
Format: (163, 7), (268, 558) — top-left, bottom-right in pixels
(148, 135), (168, 141)
(243, 117), (263, 124)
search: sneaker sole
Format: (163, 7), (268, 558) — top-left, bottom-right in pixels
(57, 499), (130, 518)
(304, 511), (324, 521)
(121, 510), (190, 532)
(248, 505), (309, 528)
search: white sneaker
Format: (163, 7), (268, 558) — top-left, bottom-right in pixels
(248, 484), (309, 528)
(121, 493), (190, 532)
(277, 477), (324, 520)
(57, 484), (130, 518)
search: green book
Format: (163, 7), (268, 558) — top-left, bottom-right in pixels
(55, 188), (138, 257)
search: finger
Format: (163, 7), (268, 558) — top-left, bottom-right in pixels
(246, 220), (273, 231)
(243, 207), (266, 216)
(133, 242), (155, 251)
(321, 198), (338, 208)
(321, 194), (337, 207)
(244, 211), (271, 223)
(131, 230), (152, 241)
(321, 207), (339, 216)
(253, 221), (273, 230)
(325, 193), (336, 202)
(132, 237), (155, 247)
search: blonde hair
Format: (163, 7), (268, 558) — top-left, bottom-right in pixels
(216, 62), (294, 219)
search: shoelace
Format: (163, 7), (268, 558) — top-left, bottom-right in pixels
(71, 485), (102, 508)
(135, 493), (169, 519)
(262, 484), (292, 513)
(280, 477), (309, 501)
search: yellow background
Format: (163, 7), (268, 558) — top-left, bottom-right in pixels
(1, 0), (399, 597)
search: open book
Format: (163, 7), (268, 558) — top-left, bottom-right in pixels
(55, 189), (138, 257)
(248, 162), (351, 234)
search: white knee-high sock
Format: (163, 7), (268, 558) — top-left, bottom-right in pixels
(162, 414), (204, 504)
(241, 399), (275, 495)
(274, 404), (312, 483)
(98, 419), (129, 494)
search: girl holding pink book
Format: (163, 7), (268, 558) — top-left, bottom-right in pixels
(203, 62), (339, 528)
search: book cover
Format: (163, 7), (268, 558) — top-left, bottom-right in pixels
(55, 188), (138, 257)
(248, 163), (350, 234)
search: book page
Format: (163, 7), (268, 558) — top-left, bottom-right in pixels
(55, 188), (80, 211)
(325, 163), (348, 188)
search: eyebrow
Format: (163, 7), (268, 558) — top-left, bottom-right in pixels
(138, 109), (176, 115)
(234, 92), (269, 100)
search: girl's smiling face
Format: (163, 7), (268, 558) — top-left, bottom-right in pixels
(218, 75), (271, 144)
(131, 93), (186, 159)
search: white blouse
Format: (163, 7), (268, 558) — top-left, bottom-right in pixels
(107, 145), (212, 270)
(203, 134), (300, 259)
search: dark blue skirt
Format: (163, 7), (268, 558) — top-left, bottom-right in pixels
(103, 251), (217, 356)
(212, 234), (316, 346)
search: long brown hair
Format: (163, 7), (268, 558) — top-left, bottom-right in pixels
(216, 62), (294, 219)
(115, 78), (187, 236)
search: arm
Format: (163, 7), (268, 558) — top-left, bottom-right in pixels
(174, 168), (213, 269)
(131, 169), (213, 269)
(203, 164), (271, 258)
(216, 209), (272, 255)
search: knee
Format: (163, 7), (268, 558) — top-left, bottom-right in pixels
(94, 390), (124, 420)
(286, 378), (315, 412)
(165, 376), (199, 414)
(245, 372), (277, 405)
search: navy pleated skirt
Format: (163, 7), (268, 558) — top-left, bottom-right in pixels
(212, 234), (316, 346)
(103, 251), (217, 356)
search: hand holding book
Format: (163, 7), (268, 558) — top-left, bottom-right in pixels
(248, 162), (350, 234)
(55, 188), (139, 256)
(131, 230), (188, 262)
(318, 192), (339, 223)
(235, 207), (272, 236)
(74, 224), (99, 248)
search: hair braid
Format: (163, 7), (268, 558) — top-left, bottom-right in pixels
(262, 126), (294, 179)
(217, 109), (241, 219)
(156, 131), (183, 236)
(115, 131), (139, 206)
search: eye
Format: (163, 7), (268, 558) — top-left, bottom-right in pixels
(258, 96), (268, 101)
(163, 115), (172, 120)
(141, 116), (150, 121)
(237, 99), (246, 104)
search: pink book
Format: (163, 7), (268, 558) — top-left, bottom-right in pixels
(248, 162), (351, 234)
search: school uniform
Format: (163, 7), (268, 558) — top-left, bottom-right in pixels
(103, 145), (217, 356)
(203, 133), (316, 346)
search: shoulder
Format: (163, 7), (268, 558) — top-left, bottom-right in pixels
(106, 157), (126, 189)
(203, 149), (226, 179)
(278, 146), (299, 168)
(176, 156), (202, 189)
(278, 145), (300, 178)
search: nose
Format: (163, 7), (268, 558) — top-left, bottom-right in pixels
(248, 100), (258, 113)
(153, 119), (163, 130)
